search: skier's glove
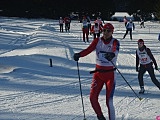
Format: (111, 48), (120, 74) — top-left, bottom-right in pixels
(104, 52), (115, 61)
(73, 53), (80, 61)
(155, 65), (158, 70)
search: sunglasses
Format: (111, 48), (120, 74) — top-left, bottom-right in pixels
(103, 29), (112, 33)
(138, 42), (144, 45)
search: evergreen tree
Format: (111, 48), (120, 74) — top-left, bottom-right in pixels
(154, 0), (160, 20)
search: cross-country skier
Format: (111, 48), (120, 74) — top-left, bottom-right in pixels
(90, 22), (103, 39)
(123, 16), (128, 27)
(82, 16), (89, 42)
(64, 16), (71, 32)
(59, 17), (64, 32)
(140, 16), (145, 28)
(136, 39), (160, 94)
(94, 17), (104, 27)
(73, 23), (120, 120)
(123, 19), (135, 40)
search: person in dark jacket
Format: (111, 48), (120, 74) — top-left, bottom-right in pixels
(140, 16), (145, 28)
(136, 39), (160, 94)
(64, 16), (71, 32)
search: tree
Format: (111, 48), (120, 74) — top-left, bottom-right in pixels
(154, 0), (160, 20)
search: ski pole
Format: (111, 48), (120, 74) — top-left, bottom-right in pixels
(76, 61), (87, 120)
(110, 60), (142, 101)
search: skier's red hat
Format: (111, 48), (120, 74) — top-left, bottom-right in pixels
(103, 23), (114, 30)
(138, 39), (144, 44)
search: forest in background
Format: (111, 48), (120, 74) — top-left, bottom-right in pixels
(0, 0), (159, 20)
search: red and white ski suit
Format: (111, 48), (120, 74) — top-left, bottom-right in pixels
(79, 36), (120, 120)
(90, 24), (102, 39)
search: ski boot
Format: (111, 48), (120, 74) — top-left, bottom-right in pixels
(139, 87), (145, 94)
(97, 115), (106, 120)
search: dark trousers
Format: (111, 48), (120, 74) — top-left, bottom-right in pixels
(123, 28), (132, 40)
(140, 22), (145, 28)
(93, 33), (100, 39)
(82, 28), (89, 42)
(65, 23), (70, 32)
(138, 63), (160, 89)
(60, 24), (63, 32)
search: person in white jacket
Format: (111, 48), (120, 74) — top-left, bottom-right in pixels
(59, 17), (64, 32)
(123, 19), (135, 40)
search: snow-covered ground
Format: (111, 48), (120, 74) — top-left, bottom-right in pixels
(0, 17), (160, 120)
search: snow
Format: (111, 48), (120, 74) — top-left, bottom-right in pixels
(0, 17), (160, 120)
(111, 12), (133, 18)
(111, 12), (134, 21)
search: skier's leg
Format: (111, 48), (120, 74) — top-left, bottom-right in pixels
(94, 33), (96, 39)
(130, 29), (132, 40)
(105, 71), (115, 120)
(62, 24), (63, 32)
(60, 24), (62, 32)
(147, 66), (160, 89)
(65, 24), (67, 32)
(86, 28), (89, 42)
(90, 73), (104, 118)
(82, 28), (85, 42)
(123, 30), (128, 39)
(97, 33), (100, 38)
(67, 23), (70, 31)
(138, 65), (146, 92)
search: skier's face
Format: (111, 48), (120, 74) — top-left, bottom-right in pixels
(138, 42), (144, 48)
(103, 29), (113, 39)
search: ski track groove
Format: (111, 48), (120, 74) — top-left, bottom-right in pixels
(0, 76), (91, 118)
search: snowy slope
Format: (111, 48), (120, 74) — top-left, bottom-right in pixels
(0, 17), (160, 120)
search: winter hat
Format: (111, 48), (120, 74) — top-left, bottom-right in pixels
(138, 39), (144, 44)
(103, 23), (114, 30)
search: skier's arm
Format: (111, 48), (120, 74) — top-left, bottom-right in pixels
(133, 23), (135, 30)
(112, 39), (120, 57)
(79, 38), (99, 57)
(99, 26), (103, 33)
(126, 23), (129, 28)
(146, 48), (158, 69)
(136, 50), (139, 71)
